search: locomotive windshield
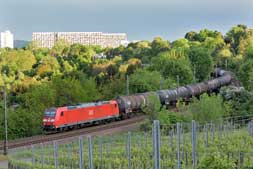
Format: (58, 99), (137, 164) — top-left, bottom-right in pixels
(44, 111), (56, 117)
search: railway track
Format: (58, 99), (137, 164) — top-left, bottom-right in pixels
(0, 115), (146, 150)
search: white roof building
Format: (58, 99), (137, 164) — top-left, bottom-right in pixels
(0, 30), (14, 48)
(32, 32), (128, 48)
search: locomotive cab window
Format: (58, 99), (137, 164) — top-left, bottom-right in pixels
(61, 112), (64, 116)
(44, 110), (56, 117)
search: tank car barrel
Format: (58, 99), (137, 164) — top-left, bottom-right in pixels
(157, 69), (237, 106)
(116, 69), (239, 113)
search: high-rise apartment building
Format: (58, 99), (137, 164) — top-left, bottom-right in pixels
(0, 30), (14, 48)
(32, 32), (127, 48)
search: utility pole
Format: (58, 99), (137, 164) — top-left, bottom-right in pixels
(176, 75), (179, 102)
(225, 59), (228, 70)
(126, 75), (129, 95)
(3, 86), (8, 155)
(160, 75), (163, 90)
(193, 65), (196, 83)
(215, 64), (218, 78)
(176, 75), (179, 88)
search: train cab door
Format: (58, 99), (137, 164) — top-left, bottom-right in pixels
(59, 111), (66, 126)
(113, 103), (119, 116)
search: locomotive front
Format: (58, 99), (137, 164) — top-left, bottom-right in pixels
(42, 108), (57, 131)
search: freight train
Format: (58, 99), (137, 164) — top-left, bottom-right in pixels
(42, 68), (239, 132)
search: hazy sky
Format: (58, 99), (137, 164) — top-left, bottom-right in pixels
(0, 0), (252, 41)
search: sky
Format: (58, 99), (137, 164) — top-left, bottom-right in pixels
(0, 0), (252, 41)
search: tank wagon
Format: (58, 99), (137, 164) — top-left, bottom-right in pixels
(43, 69), (238, 132)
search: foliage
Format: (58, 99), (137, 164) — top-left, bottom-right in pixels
(188, 46), (213, 81)
(150, 37), (170, 55)
(225, 24), (248, 55)
(20, 83), (56, 112)
(157, 108), (192, 125)
(220, 86), (253, 117)
(129, 69), (162, 93)
(238, 46), (253, 91)
(8, 124), (253, 169)
(0, 50), (36, 75)
(187, 94), (228, 123)
(51, 76), (100, 106)
(198, 152), (236, 169)
(51, 39), (70, 57)
(142, 93), (161, 120)
(151, 50), (193, 85)
(7, 75), (100, 137)
(171, 38), (190, 50)
(36, 55), (61, 79)
(100, 77), (126, 100)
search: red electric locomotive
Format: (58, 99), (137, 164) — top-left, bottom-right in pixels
(42, 100), (120, 132)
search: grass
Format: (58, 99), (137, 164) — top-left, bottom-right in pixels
(7, 126), (253, 169)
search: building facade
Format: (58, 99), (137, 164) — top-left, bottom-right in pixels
(0, 30), (14, 48)
(32, 32), (127, 48)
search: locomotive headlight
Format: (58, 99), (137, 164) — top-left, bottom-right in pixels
(43, 119), (47, 122)
(50, 119), (55, 122)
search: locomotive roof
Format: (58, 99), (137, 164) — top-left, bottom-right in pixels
(67, 101), (112, 110)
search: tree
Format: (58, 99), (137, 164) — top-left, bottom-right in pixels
(203, 37), (225, 53)
(188, 46), (214, 81)
(197, 29), (223, 42)
(220, 86), (253, 117)
(237, 29), (253, 56)
(20, 83), (56, 112)
(151, 37), (170, 55)
(185, 29), (223, 43)
(25, 41), (41, 51)
(33, 48), (50, 60)
(244, 45), (253, 60)
(17, 83), (56, 136)
(213, 47), (233, 66)
(8, 108), (39, 138)
(52, 76), (100, 106)
(198, 152), (236, 169)
(0, 50), (37, 92)
(238, 60), (253, 91)
(143, 93), (161, 120)
(185, 31), (198, 41)
(171, 38), (190, 50)
(111, 41), (151, 62)
(129, 69), (162, 93)
(36, 55), (60, 79)
(126, 64), (137, 75)
(100, 78), (126, 100)
(0, 50), (36, 73)
(151, 50), (193, 85)
(157, 108), (192, 125)
(106, 64), (118, 78)
(188, 94), (228, 123)
(51, 39), (70, 57)
(132, 41), (151, 62)
(69, 43), (82, 56)
(226, 25), (248, 55)
(126, 58), (142, 75)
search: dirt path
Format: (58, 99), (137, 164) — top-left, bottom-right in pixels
(0, 161), (7, 169)
(0, 155), (8, 169)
